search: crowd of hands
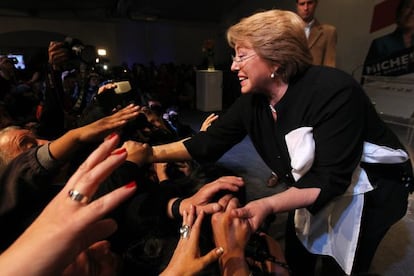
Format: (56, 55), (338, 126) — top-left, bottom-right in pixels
(0, 41), (288, 275)
(0, 104), (288, 276)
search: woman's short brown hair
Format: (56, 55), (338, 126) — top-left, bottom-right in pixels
(227, 9), (312, 82)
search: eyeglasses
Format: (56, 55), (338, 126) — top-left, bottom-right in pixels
(231, 53), (257, 64)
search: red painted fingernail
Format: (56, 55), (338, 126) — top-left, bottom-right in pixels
(111, 148), (126, 155)
(124, 181), (136, 189)
(106, 133), (117, 140)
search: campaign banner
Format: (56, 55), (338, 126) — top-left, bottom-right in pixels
(363, 46), (414, 77)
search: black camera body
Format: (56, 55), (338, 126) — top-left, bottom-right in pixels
(63, 37), (96, 67)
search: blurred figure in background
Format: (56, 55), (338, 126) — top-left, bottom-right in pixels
(295, 0), (337, 67)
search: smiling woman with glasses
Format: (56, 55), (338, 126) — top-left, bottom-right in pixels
(141, 9), (413, 276)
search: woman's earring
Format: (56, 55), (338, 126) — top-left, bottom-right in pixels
(270, 72), (275, 79)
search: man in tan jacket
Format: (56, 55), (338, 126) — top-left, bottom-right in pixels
(295, 0), (337, 67)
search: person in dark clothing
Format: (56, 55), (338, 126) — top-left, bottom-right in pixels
(364, 0), (414, 70)
(140, 9), (414, 276)
(0, 104), (139, 251)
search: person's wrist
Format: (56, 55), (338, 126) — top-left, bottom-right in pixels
(220, 248), (245, 259)
(219, 253), (249, 276)
(171, 197), (183, 220)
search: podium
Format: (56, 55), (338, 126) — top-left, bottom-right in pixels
(362, 74), (414, 144)
(196, 70), (223, 111)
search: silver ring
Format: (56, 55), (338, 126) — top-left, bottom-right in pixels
(68, 189), (89, 203)
(179, 224), (191, 239)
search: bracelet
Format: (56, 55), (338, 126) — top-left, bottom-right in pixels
(171, 197), (183, 219)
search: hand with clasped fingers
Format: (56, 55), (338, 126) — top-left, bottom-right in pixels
(160, 205), (224, 276)
(176, 176), (245, 217)
(0, 134), (137, 276)
(229, 198), (273, 233)
(212, 197), (252, 276)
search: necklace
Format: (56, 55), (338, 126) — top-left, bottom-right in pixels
(269, 104), (277, 121)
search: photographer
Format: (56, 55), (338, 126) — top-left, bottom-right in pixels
(0, 56), (18, 102)
(36, 39), (96, 140)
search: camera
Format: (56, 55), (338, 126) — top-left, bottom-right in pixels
(63, 37), (97, 66)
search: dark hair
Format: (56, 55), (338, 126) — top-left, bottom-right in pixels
(396, 0), (414, 25)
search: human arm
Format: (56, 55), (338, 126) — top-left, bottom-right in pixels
(148, 96), (247, 164)
(151, 139), (193, 162)
(36, 41), (71, 139)
(153, 162), (169, 182)
(48, 104), (139, 162)
(256, 232), (290, 276)
(212, 197), (252, 276)
(160, 205), (224, 276)
(0, 134), (137, 276)
(232, 186), (320, 232)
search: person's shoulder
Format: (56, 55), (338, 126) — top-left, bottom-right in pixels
(304, 66), (359, 88)
(313, 18), (335, 30)
(321, 23), (336, 33)
(307, 65), (347, 77)
(371, 28), (401, 44)
(299, 66), (364, 103)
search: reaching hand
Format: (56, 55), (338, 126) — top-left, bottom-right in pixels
(200, 113), (219, 131)
(76, 104), (139, 143)
(181, 176), (245, 215)
(160, 205), (224, 276)
(231, 198), (274, 232)
(97, 82), (118, 95)
(0, 134), (137, 275)
(122, 140), (152, 166)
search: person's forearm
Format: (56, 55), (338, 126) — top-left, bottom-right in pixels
(264, 186), (320, 214)
(152, 139), (192, 163)
(48, 128), (83, 161)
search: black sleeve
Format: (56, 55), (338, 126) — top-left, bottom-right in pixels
(184, 96), (248, 163)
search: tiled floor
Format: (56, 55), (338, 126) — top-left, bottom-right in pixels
(179, 108), (414, 276)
